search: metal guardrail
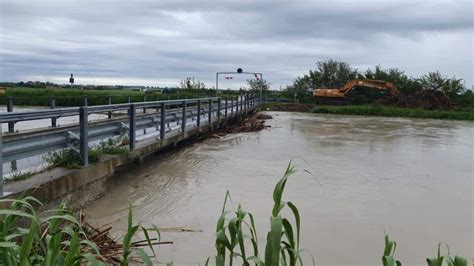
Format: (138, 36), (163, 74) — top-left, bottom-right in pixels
(1, 95), (259, 195)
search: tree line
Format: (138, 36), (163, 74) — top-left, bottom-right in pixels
(284, 59), (471, 103)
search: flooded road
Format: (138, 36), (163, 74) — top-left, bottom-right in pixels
(85, 112), (473, 265)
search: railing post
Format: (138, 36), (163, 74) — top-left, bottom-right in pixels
(231, 98), (234, 116)
(143, 95), (147, 114)
(50, 97), (57, 127)
(208, 98), (212, 126)
(160, 102), (165, 140)
(197, 99), (201, 127)
(0, 129), (3, 196)
(225, 99), (228, 117)
(108, 96), (112, 119)
(7, 96), (14, 133)
(217, 98), (221, 121)
(181, 100), (186, 133)
(240, 95), (243, 112)
(236, 97), (239, 114)
(83, 96), (88, 107)
(129, 104), (136, 150)
(79, 106), (89, 167)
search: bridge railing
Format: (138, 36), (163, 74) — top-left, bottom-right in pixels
(0, 94), (260, 195)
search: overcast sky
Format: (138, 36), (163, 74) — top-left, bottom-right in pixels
(0, 0), (472, 90)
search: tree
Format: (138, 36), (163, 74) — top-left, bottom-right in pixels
(247, 78), (270, 92)
(418, 71), (466, 98)
(364, 65), (422, 94)
(292, 59), (360, 93)
(179, 78), (206, 90)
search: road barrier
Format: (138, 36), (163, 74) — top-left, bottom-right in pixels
(0, 95), (259, 196)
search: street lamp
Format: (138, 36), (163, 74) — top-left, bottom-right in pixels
(215, 68), (263, 104)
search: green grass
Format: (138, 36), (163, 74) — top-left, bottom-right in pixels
(312, 105), (474, 121)
(261, 102), (474, 121)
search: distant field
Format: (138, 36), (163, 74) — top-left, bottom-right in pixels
(0, 87), (237, 107)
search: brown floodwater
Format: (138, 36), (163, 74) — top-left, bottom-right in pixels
(84, 112), (473, 265)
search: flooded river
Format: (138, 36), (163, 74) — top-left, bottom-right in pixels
(85, 112), (473, 265)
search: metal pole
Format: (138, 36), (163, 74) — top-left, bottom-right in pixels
(216, 73), (219, 97)
(208, 98), (212, 126)
(240, 95), (243, 113)
(108, 96), (112, 119)
(50, 97), (57, 127)
(83, 96), (88, 107)
(0, 129), (3, 196)
(181, 100), (186, 133)
(79, 106), (89, 167)
(7, 96), (14, 133)
(217, 98), (221, 121)
(143, 95), (147, 113)
(236, 97), (239, 114)
(160, 102), (165, 140)
(129, 104), (136, 150)
(260, 74), (263, 105)
(231, 98), (234, 116)
(197, 99), (201, 127)
(225, 98), (228, 117)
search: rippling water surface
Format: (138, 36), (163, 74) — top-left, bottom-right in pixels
(85, 112), (473, 265)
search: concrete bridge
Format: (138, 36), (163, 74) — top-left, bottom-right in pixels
(0, 95), (259, 205)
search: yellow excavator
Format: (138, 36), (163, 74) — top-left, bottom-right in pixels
(313, 79), (399, 104)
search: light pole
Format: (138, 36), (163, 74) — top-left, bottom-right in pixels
(215, 68), (263, 104)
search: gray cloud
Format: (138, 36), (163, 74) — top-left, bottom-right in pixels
(1, 0), (472, 89)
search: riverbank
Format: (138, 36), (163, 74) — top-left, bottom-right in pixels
(261, 103), (474, 121)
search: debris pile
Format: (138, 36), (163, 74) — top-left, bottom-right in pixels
(80, 218), (172, 264)
(377, 90), (455, 110)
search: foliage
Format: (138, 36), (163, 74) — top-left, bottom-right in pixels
(210, 162), (308, 265)
(0, 86), (242, 107)
(247, 78), (270, 92)
(45, 138), (128, 169)
(312, 104), (474, 121)
(179, 78), (206, 90)
(382, 235), (467, 266)
(293, 59), (360, 92)
(364, 65), (422, 94)
(0, 197), (164, 265)
(0, 197), (103, 265)
(4, 171), (33, 182)
(418, 71), (466, 98)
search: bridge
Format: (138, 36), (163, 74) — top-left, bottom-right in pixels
(0, 95), (259, 197)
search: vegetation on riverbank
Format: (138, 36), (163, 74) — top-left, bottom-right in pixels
(312, 105), (474, 121)
(1, 163), (469, 265)
(260, 103), (474, 121)
(45, 139), (128, 169)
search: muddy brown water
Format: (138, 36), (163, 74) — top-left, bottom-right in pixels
(84, 112), (473, 265)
